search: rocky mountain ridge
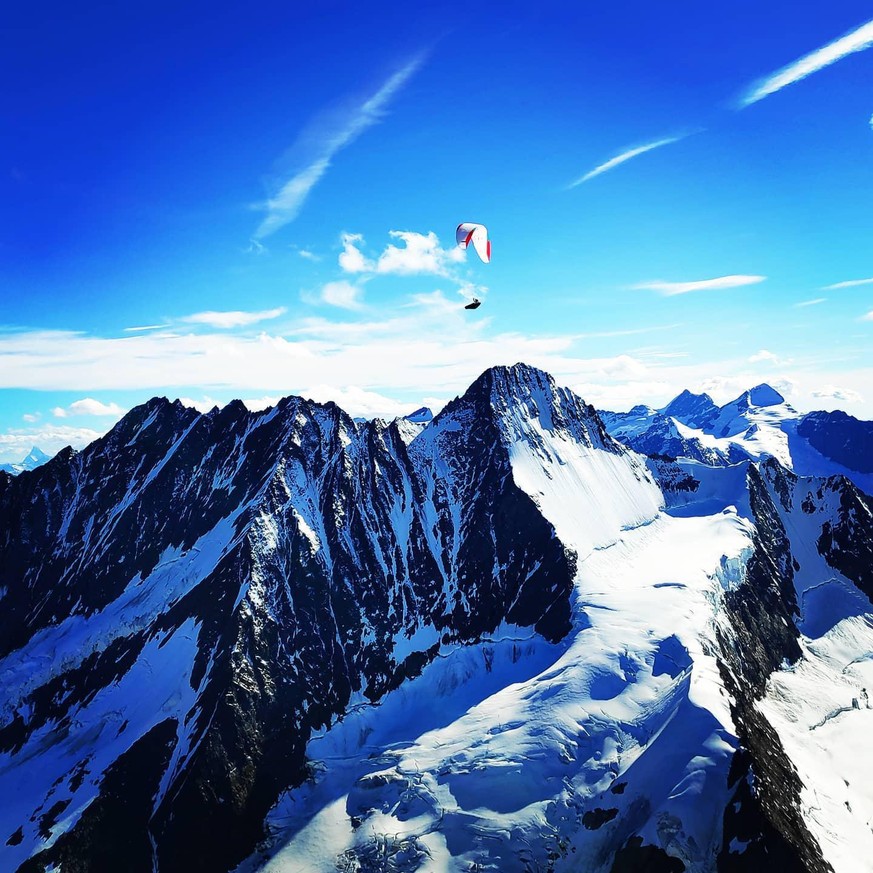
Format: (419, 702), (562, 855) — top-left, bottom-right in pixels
(1, 365), (871, 873)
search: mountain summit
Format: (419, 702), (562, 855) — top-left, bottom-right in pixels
(745, 383), (786, 408)
(0, 445), (51, 475)
(660, 388), (719, 428)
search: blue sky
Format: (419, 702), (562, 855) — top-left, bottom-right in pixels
(1, 1), (872, 461)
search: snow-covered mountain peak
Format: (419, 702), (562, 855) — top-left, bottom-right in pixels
(22, 446), (49, 466)
(404, 406), (433, 424)
(628, 402), (657, 416)
(457, 362), (556, 417)
(660, 388), (719, 427)
(706, 388), (798, 467)
(454, 363), (614, 454)
(742, 383), (786, 409)
(0, 446), (52, 475)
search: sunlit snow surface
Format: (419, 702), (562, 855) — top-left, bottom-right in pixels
(759, 617), (873, 872)
(239, 418), (761, 872)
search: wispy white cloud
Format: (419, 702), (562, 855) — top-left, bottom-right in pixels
(254, 54), (425, 239)
(0, 317), (770, 424)
(53, 398), (127, 418)
(741, 18), (873, 106)
(0, 301), (557, 397)
(813, 385), (863, 403)
(297, 248), (320, 262)
(1, 297), (872, 434)
(0, 425), (103, 464)
(300, 385), (413, 419)
(574, 324), (682, 340)
(188, 389), (435, 421)
(749, 349), (779, 364)
(320, 280), (365, 310)
(22, 413), (40, 423)
(795, 298), (827, 307)
(823, 277), (873, 290)
(862, 310), (873, 322)
(641, 352), (689, 360)
(569, 136), (683, 187)
(127, 310), (287, 333)
(596, 354), (649, 379)
(181, 308), (286, 329)
(241, 395), (281, 412)
(633, 275), (766, 296)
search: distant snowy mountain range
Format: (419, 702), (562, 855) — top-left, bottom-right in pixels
(1, 366), (871, 873)
(0, 446), (50, 475)
(599, 384), (873, 493)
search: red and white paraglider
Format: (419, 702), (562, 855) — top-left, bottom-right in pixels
(456, 222), (491, 263)
(456, 222), (490, 310)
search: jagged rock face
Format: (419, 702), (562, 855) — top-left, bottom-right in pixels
(721, 459), (873, 873)
(798, 410), (873, 475)
(404, 406), (433, 424)
(0, 364), (581, 873)
(715, 463), (828, 873)
(753, 458), (873, 623)
(816, 480), (873, 601)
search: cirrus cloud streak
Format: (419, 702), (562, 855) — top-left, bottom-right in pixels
(254, 54), (425, 239)
(741, 18), (873, 106)
(823, 277), (873, 290)
(181, 308), (286, 329)
(632, 275), (766, 296)
(570, 136), (684, 187)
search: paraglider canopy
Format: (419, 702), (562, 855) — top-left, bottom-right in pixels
(456, 222), (491, 263)
(464, 298), (481, 310)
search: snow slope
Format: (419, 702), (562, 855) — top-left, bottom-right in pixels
(759, 617), (873, 872)
(241, 513), (756, 871)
